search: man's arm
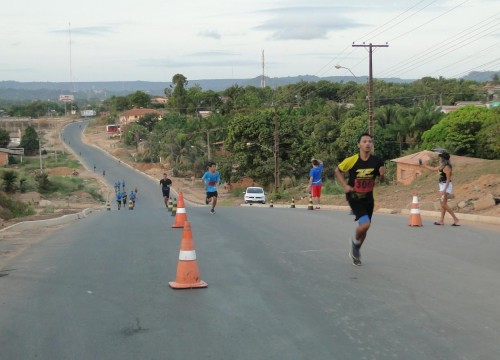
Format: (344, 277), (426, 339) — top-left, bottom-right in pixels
(379, 165), (386, 183)
(334, 167), (352, 193)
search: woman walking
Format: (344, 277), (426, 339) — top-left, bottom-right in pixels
(426, 152), (460, 226)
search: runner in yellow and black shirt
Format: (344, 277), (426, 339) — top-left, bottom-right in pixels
(334, 133), (385, 266)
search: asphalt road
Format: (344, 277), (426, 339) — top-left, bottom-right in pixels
(0, 121), (499, 359)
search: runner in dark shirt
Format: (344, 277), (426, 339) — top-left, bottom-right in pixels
(335, 133), (385, 266)
(160, 173), (172, 207)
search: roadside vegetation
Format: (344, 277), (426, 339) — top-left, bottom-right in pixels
(83, 74), (499, 198)
(0, 150), (104, 220)
(2, 73), (499, 207)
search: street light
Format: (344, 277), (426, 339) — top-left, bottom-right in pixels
(335, 64), (374, 151)
(334, 64), (361, 82)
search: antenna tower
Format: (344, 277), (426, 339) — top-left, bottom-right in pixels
(260, 50), (266, 88)
(69, 22), (74, 93)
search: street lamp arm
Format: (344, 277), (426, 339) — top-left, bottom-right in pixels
(335, 64), (360, 81)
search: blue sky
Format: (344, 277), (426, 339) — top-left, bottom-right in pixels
(1, 0), (498, 82)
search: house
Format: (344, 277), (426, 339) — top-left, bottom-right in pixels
(391, 151), (485, 185)
(198, 110), (212, 118)
(119, 109), (162, 126)
(390, 150), (436, 185)
(438, 101), (486, 114)
(8, 129), (22, 147)
(151, 97), (168, 104)
(0, 148), (24, 166)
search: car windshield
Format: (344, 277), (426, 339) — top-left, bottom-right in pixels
(247, 188), (263, 194)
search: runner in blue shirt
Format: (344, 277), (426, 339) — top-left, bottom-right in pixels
(115, 191), (123, 210)
(129, 191), (136, 207)
(201, 161), (220, 214)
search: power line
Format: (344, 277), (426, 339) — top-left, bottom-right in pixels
(380, 16), (500, 77)
(388, 0), (471, 43)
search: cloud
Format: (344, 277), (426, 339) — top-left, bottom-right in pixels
(187, 51), (239, 57)
(139, 57), (257, 68)
(198, 30), (221, 40)
(49, 25), (114, 36)
(254, 6), (367, 40)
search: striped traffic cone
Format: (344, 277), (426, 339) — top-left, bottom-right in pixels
(169, 221), (207, 289)
(308, 196), (314, 210)
(408, 192), (423, 227)
(171, 198), (177, 217)
(290, 197), (296, 208)
(172, 193), (187, 228)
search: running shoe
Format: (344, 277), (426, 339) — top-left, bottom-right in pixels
(349, 238), (362, 266)
(210, 208), (215, 215)
(205, 197), (210, 205)
(315, 206), (320, 210)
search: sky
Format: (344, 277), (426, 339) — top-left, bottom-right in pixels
(1, 0), (499, 83)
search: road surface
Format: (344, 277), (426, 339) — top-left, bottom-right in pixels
(0, 121), (499, 359)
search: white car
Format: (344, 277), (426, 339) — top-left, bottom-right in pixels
(244, 187), (266, 204)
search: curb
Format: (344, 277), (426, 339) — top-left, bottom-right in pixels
(241, 204), (499, 225)
(0, 208), (95, 233)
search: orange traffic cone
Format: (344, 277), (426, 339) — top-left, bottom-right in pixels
(172, 192), (188, 228)
(169, 221), (207, 289)
(408, 192), (423, 227)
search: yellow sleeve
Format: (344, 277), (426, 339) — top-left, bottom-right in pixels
(337, 154), (359, 173)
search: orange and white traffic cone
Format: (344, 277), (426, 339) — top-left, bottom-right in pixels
(408, 192), (423, 227)
(172, 192), (188, 228)
(169, 221), (207, 289)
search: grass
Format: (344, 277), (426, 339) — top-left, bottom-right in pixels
(0, 150), (106, 219)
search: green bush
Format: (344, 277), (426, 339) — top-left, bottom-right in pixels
(321, 179), (345, 195)
(2, 170), (18, 193)
(0, 192), (35, 219)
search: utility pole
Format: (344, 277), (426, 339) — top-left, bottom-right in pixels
(273, 108), (280, 192)
(37, 121), (43, 172)
(352, 43), (388, 143)
(206, 130), (211, 161)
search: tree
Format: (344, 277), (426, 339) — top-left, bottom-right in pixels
(168, 74), (188, 114)
(0, 128), (11, 147)
(421, 106), (496, 156)
(333, 115), (368, 162)
(137, 113), (160, 132)
(124, 123), (148, 150)
(2, 170), (18, 193)
(128, 91), (151, 108)
(20, 125), (39, 155)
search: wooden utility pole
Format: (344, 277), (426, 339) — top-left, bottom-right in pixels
(352, 43), (389, 142)
(273, 110), (280, 192)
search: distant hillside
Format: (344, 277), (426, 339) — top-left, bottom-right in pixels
(461, 71), (500, 83)
(0, 76), (409, 102)
(0, 70), (496, 101)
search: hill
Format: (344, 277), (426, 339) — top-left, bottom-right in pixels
(0, 75), (410, 101)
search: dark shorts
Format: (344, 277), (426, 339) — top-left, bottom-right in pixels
(206, 191), (218, 199)
(346, 193), (374, 222)
(162, 189), (170, 197)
